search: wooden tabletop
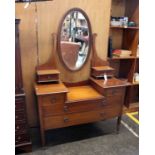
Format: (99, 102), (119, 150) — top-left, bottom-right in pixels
(92, 66), (114, 71)
(37, 69), (60, 75)
(67, 85), (104, 102)
(35, 82), (68, 95)
(90, 77), (130, 89)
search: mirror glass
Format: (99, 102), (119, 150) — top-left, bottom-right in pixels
(59, 9), (91, 71)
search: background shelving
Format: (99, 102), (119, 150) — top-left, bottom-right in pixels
(108, 0), (139, 111)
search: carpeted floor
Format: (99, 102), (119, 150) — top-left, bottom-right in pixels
(18, 117), (139, 155)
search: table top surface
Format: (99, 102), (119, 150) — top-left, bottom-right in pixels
(35, 82), (68, 95)
(67, 85), (104, 102)
(37, 69), (60, 75)
(92, 66), (114, 71)
(90, 77), (130, 88)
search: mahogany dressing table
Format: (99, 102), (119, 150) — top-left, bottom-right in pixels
(34, 8), (128, 146)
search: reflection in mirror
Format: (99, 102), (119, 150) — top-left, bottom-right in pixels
(59, 9), (91, 71)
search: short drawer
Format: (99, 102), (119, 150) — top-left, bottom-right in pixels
(42, 98), (106, 117)
(15, 96), (25, 111)
(43, 105), (121, 130)
(40, 93), (66, 106)
(106, 95), (124, 106)
(42, 103), (64, 116)
(104, 87), (125, 97)
(15, 100), (24, 111)
(15, 111), (26, 122)
(15, 133), (29, 145)
(38, 74), (59, 83)
(15, 122), (27, 134)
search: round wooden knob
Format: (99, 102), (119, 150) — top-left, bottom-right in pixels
(16, 126), (19, 130)
(51, 97), (56, 104)
(15, 115), (18, 119)
(17, 136), (21, 140)
(64, 117), (69, 122)
(112, 90), (116, 95)
(64, 105), (68, 112)
(100, 112), (105, 117)
(101, 100), (107, 106)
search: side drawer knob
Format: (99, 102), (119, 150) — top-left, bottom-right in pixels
(64, 117), (69, 123)
(100, 112), (105, 117)
(17, 136), (21, 140)
(16, 126), (19, 130)
(101, 100), (107, 106)
(51, 97), (56, 104)
(64, 105), (68, 112)
(112, 90), (117, 95)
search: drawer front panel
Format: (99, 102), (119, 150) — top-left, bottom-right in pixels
(104, 87), (125, 108)
(15, 111), (26, 122)
(105, 87), (125, 97)
(43, 105), (121, 130)
(15, 122), (27, 134)
(42, 103), (63, 116)
(42, 99), (106, 117)
(66, 99), (106, 114)
(38, 74), (59, 82)
(15, 96), (25, 111)
(92, 70), (114, 77)
(15, 134), (29, 145)
(41, 93), (65, 106)
(15, 101), (24, 111)
(106, 95), (123, 106)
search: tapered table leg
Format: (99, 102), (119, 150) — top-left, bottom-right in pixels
(116, 116), (122, 134)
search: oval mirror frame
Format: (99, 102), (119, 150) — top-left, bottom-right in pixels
(58, 8), (92, 72)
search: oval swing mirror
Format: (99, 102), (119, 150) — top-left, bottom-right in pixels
(58, 8), (92, 71)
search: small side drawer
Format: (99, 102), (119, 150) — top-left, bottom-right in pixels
(40, 93), (66, 106)
(15, 122), (27, 134)
(15, 101), (24, 111)
(15, 96), (25, 111)
(15, 134), (29, 145)
(38, 74), (59, 83)
(42, 103), (64, 117)
(106, 95), (123, 106)
(104, 87), (125, 97)
(15, 111), (26, 121)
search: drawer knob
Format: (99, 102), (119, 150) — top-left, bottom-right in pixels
(101, 100), (107, 106)
(112, 90), (117, 95)
(64, 105), (68, 112)
(51, 97), (56, 104)
(47, 76), (51, 79)
(16, 126), (19, 130)
(17, 136), (21, 140)
(64, 117), (69, 123)
(100, 112), (105, 117)
(15, 115), (18, 119)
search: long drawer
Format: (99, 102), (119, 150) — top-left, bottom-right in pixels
(43, 105), (121, 130)
(15, 133), (30, 145)
(15, 122), (27, 135)
(42, 98), (106, 117)
(15, 96), (25, 111)
(15, 111), (26, 122)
